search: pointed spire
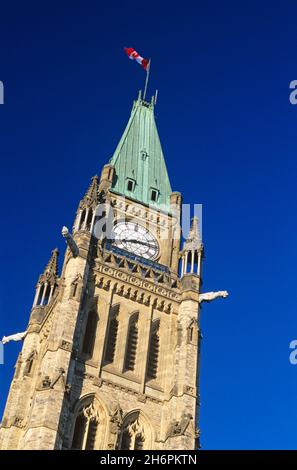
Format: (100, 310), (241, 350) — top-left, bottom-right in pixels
(81, 175), (99, 207)
(109, 95), (172, 211)
(184, 217), (202, 251)
(39, 248), (59, 284)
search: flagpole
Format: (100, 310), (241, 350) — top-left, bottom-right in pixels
(143, 59), (151, 101)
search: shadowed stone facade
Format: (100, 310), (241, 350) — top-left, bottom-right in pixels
(0, 95), (206, 450)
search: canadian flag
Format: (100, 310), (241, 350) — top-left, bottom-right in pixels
(124, 47), (150, 71)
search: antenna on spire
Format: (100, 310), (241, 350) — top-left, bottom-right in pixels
(143, 59), (151, 101)
(154, 89), (158, 105)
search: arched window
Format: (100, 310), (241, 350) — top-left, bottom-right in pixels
(104, 304), (119, 364)
(71, 402), (100, 450)
(119, 413), (152, 450)
(124, 313), (138, 372)
(82, 310), (98, 357)
(146, 320), (160, 381)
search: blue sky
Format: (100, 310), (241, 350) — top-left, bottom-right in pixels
(1, 0), (297, 449)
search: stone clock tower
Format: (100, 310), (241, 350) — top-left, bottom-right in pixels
(0, 93), (224, 450)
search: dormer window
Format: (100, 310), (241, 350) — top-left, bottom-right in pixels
(126, 178), (135, 192)
(150, 188), (159, 202)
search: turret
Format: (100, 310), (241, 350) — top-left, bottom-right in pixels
(180, 217), (203, 278)
(74, 175), (100, 233)
(32, 248), (59, 308)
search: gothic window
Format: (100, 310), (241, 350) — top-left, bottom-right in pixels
(71, 402), (100, 450)
(104, 304), (120, 364)
(146, 319), (160, 381)
(82, 310), (98, 357)
(119, 415), (148, 450)
(124, 313), (139, 372)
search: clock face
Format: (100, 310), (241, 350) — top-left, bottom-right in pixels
(113, 222), (159, 260)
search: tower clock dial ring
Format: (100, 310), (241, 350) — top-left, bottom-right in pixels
(113, 221), (159, 260)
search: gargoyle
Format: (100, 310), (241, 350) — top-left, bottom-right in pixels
(198, 290), (229, 303)
(62, 226), (79, 258)
(2, 331), (27, 344)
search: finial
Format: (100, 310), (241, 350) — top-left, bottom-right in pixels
(183, 217), (202, 251)
(39, 248), (59, 281)
(82, 175), (100, 204)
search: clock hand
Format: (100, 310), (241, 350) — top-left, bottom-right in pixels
(119, 239), (155, 248)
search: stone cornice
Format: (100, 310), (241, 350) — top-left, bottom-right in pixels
(95, 262), (181, 305)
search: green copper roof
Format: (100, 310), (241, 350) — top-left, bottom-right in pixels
(109, 94), (172, 212)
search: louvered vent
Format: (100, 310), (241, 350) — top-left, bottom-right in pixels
(104, 304), (119, 363)
(146, 321), (160, 380)
(124, 315), (138, 371)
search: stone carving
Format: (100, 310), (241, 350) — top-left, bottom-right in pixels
(97, 264), (180, 301)
(109, 403), (123, 434)
(83, 403), (100, 423)
(60, 339), (72, 352)
(41, 376), (51, 389)
(62, 226), (79, 258)
(183, 385), (196, 396)
(40, 368), (70, 394)
(1, 331), (27, 344)
(166, 413), (195, 440)
(13, 416), (23, 428)
(198, 290), (229, 303)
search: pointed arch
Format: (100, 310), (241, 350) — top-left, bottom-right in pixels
(71, 394), (108, 450)
(118, 410), (154, 450)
